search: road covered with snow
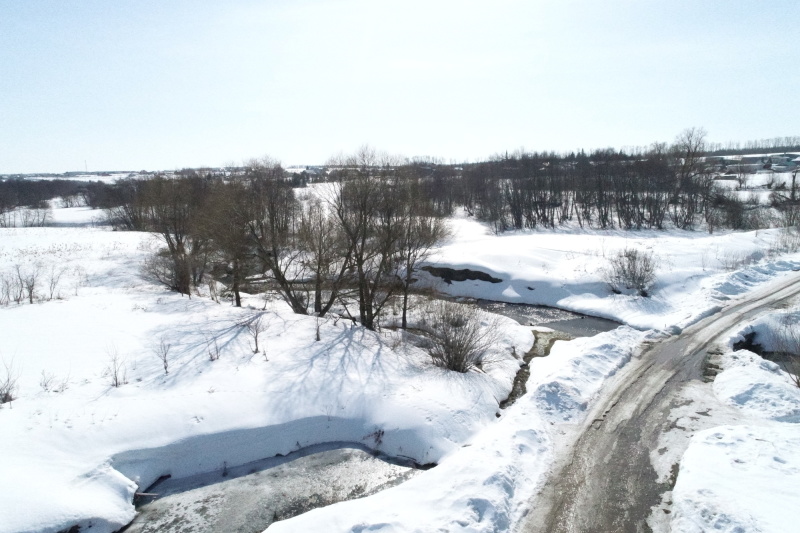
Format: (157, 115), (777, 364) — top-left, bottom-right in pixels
(1, 206), (799, 532)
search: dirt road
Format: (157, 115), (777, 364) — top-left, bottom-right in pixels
(519, 273), (800, 533)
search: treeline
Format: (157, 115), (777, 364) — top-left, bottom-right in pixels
(0, 179), (92, 212)
(705, 136), (800, 157)
(456, 128), (795, 233)
(458, 149), (759, 233)
(104, 151), (447, 330)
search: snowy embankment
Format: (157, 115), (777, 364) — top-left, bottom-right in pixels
(2, 206), (800, 533)
(670, 315), (800, 533)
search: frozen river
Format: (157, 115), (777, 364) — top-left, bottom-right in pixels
(125, 443), (422, 532)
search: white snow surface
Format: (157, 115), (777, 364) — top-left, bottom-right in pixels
(2, 206), (800, 532)
(672, 424), (800, 533)
(670, 312), (800, 533)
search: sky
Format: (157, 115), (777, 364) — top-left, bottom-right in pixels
(1, 0), (798, 173)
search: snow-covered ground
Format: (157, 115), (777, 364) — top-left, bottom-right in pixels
(427, 212), (800, 332)
(1, 205), (799, 532)
(666, 314), (800, 533)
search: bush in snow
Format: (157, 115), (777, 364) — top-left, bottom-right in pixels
(106, 347), (127, 388)
(422, 300), (497, 373)
(154, 336), (171, 375)
(14, 264), (40, 304)
(0, 359), (18, 406)
(603, 247), (657, 297)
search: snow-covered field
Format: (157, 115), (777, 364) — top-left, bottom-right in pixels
(1, 205), (799, 532)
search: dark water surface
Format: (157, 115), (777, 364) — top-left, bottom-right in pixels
(124, 443), (420, 533)
(474, 299), (621, 336)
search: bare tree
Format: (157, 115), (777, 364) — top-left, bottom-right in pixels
(669, 127), (707, 229)
(154, 336), (171, 375)
(772, 168), (800, 228)
(394, 176), (450, 328)
(246, 314), (267, 354)
(16, 264), (39, 304)
(330, 147), (406, 330)
(246, 158), (309, 314)
(106, 346), (127, 388)
(142, 176), (211, 296)
(21, 202), (52, 227)
(203, 179), (253, 307)
(0, 358), (18, 406)
(9, 268), (24, 304)
(672, 127), (707, 188)
(298, 195), (353, 317)
(0, 273), (11, 306)
(46, 265), (67, 300)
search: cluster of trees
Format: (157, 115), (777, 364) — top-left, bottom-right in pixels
(705, 136), (800, 157)
(0, 179), (89, 212)
(106, 149), (448, 331)
(0, 179), (101, 227)
(457, 128), (783, 233)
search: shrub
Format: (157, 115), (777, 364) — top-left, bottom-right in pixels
(603, 247), (657, 296)
(423, 300), (497, 373)
(0, 359), (18, 406)
(154, 336), (171, 375)
(245, 314), (268, 356)
(106, 346), (127, 388)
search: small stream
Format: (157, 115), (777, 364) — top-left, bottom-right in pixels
(122, 302), (619, 532)
(478, 300), (621, 409)
(474, 300), (620, 337)
(124, 443), (421, 533)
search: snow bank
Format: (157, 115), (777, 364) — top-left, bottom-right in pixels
(713, 350), (800, 423)
(672, 425), (800, 533)
(671, 318), (800, 533)
(530, 327), (644, 423)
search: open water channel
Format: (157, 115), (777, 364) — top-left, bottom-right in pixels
(121, 302), (620, 532)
